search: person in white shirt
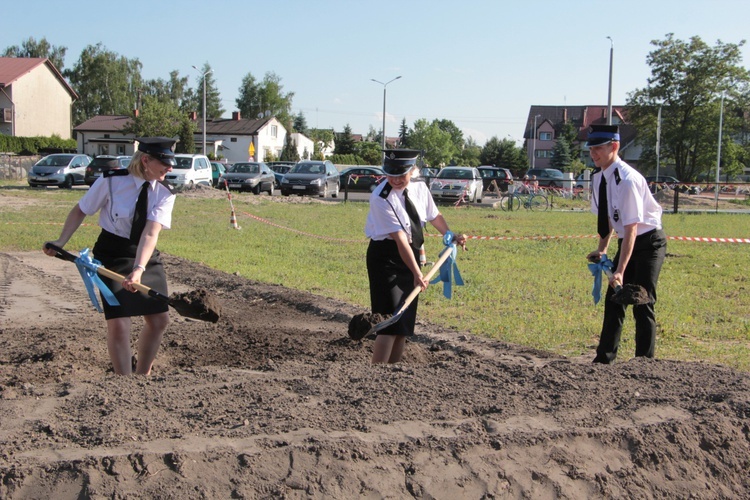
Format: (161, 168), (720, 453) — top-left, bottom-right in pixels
(365, 150), (466, 364)
(586, 125), (667, 363)
(43, 137), (177, 375)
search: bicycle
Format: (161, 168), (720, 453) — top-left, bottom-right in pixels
(499, 189), (549, 211)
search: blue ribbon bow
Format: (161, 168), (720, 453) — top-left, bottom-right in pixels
(588, 254), (614, 305)
(430, 231), (464, 299)
(74, 248), (119, 312)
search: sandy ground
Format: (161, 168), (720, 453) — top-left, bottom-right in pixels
(1, 187), (749, 498)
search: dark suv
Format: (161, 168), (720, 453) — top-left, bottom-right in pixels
(478, 166), (514, 192)
(280, 160), (340, 197)
(524, 168), (565, 188)
(84, 155), (132, 186)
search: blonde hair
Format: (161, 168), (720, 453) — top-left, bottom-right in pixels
(127, 150), (148, 178)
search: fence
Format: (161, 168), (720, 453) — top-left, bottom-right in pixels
(0, 154), (41, 180)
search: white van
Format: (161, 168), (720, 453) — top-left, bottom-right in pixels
(166, 154), (213, 187)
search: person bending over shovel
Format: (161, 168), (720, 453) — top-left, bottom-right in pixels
(43, 137), (177, 375)
(586, 125), (667, 364)
(365, 150), (466, 364)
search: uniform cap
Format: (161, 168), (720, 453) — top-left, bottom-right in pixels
(137, 137), (177, 166)
(382, 149), (420, 176)
(586, 125), (620, 147)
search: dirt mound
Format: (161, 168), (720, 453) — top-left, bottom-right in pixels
(1, 251), (748, 498)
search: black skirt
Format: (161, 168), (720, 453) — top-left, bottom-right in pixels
(93, 230), (169, 319)
(366, 239), (418, 336)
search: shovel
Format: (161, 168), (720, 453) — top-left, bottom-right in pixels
(45, 243), (221, 322)
(589, 256), (650, 305)
(348, 245), (454, 339)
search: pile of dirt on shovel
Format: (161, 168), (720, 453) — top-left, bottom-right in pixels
(0, 250), (748, 499)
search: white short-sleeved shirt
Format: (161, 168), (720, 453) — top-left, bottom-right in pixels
(79, 173), (176, 239)
(590, 158), (662, 238)
(365, 180), (439, 242)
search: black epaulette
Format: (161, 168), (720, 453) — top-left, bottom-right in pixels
(104, 169), (130, 178)
(159, 179), (176, 194)
(592, 167), (601, 175)
(614, 168), (621, 185)
(379, 182), (393, 198)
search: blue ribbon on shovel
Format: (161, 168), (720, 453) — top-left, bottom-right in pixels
(430, 231), (464, 299)
(73, 248), (119, 312)
(588, 254), (614, 305)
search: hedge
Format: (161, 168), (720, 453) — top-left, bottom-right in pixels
(0, 135), (78, 154)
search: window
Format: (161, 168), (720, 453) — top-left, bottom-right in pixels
(98, 144), (109, 155)
(230, 137), (237, 142)
(535, 150), (553, 158)
(539, 132), (553, 140)
(270, 125), (278, 138)
(117, 145), (125, 155)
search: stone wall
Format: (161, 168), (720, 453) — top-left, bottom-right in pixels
(0, 154), (41, 180)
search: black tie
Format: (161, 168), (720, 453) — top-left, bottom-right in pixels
(403, 188), (424, 250)
(597, 174), (609, 239)
(130, 181), (149, 243)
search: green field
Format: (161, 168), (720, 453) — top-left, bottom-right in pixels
(2, 184), (749, 371)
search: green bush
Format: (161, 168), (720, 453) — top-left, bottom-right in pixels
(331, 153), (363, 165)
(0, 134), (77, 154)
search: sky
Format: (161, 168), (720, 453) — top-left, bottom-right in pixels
(4, 0), (750, 146)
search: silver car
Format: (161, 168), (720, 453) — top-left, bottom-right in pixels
(27, 154), (93, 189)
(429, 166), (483, 203)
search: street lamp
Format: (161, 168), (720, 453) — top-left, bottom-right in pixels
(606, 36), (614, 125)
(531, 114), (541, 168)
(192, 65), (213, 155)
(371, 76), (402, 152)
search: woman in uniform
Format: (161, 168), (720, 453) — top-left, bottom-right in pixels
(365, 149), (466, 364)
(43, 137), (178, 375)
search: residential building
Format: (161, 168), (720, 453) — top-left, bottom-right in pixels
(0, 57), (77, 139)
(74, 111), (298, 164)
(524, 105), (641, 171)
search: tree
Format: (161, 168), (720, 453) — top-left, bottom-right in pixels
(356, 141), (382, 165)
(308, 128), (335, 160)
(627, 34), (750, 182)
(456, 136), (482, 167)
(280, 136), (300, 162)
(550, 136), (573, 170)
(293, 112), (308, 134)
(236, 71), (294, 125)
(65, 43), (143, 125)
(191, 63), (224, 120)
(142, 70), (192, 111)
(3, 36), (67, 72)
(408, 119), (457, 167)
(480, 137), (527, 176)
(334, 124), (356, 155)
(398, 118), (410, 147)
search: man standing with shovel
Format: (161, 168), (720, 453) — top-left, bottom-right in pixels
(586, 125), (667, 364)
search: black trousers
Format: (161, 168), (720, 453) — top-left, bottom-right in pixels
(594, 229), (667, 363)
(366, 239), (419, 336)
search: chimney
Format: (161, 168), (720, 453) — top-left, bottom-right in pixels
(189, 111), (197, 121)
(232, 111), (241, 120)
(563, 108), (567, 123)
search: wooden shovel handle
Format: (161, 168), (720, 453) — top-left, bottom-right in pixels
(393, 245), (454, 316)
(44, 243), (169, 302)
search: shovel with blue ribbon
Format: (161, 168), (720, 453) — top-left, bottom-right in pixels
(349, 231), (464, 339)
(588, 254), (650, 305)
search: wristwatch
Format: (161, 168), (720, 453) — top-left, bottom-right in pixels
(133, 264), (146, 273)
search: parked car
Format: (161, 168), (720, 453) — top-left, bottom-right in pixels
(27, 153), (93, 189)
(218, 162), (275, 194)
(165, 154), (213, 187)
(416, 167), (439, 185)
(524, 168), (565, 188)
(575, 169), (594, 189)
(339, 166), (385, 192)
(429, 166), (483, 203)
(84, 155), (131, 186)
(210, 162), (227, 187)
(280, 160), (340, 197)
(477, 166), (513, 192)
(266, 161), (296, 188)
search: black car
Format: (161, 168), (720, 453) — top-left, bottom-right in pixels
(524, 168), (565, 188)
(84, 155), (132, 186)
(477, 166), (514, 192)
(280, 160), (340, 198)
(339, 167), (385, 192)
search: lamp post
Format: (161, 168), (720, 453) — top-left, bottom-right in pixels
(192, 65), (213, 155)
(606, 36), (614, 125)
(531, 114), (541, 168)
(371, 76), (402, 152)
(715, 92), (725, 211)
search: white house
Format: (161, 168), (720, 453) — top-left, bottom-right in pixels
(0, 57), (77, 139)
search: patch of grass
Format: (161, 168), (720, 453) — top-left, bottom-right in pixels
(2, 186), (749, 371)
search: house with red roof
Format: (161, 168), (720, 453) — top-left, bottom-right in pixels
(0, 57), (77, 139)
